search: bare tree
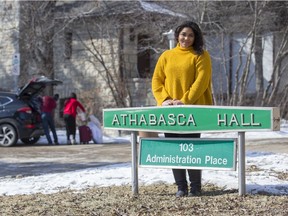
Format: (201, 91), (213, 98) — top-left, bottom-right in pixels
(263, 25), (288, 106)
(158, 1), (288, 119)
(17, 1), (288, 119)
(54, 1), (180, 112)
(77, 18), (130, 108)
(19, 1), (56, 95)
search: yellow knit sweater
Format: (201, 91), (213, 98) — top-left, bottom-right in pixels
(152, 43), (213, 106)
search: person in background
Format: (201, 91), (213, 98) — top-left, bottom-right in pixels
(151, 21), (213, 197)
(53, 93), (59, 102)
(63, 92), (86, 144)
(41, 94), (59, 145)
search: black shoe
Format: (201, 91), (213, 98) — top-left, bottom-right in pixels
(176, 190), (188, 198)
(188, 189), (201, 197)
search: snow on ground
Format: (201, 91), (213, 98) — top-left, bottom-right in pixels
(0, 121), (287, 196)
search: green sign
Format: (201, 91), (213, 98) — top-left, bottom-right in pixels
(139, 138), (236, 170)
(103, 105), (280, 133)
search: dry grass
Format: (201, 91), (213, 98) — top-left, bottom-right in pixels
(0, 184), (287, 216)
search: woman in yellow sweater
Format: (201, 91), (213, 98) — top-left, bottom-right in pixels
(152, 21), (213, 197)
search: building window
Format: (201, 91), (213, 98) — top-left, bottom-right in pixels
(64, 32), (72, 59)
(137, 34), (151, 78)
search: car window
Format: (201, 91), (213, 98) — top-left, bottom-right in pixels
(0, 96), (13, 106)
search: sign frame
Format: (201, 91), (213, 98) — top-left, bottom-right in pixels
(12, 53), (20, 76)
(103, 105), (280, 133)
(139, 137), (237, 171)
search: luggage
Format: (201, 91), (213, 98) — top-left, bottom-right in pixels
(88, 121), (103, 144)
(78, 125), (93, 144)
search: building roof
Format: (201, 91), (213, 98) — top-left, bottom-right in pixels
(54, 0), (186, 20)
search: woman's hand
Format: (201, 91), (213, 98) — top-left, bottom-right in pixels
(162, 99), (184, 106)
(172, 99), (184, 105)
(162, 99), (173, 106)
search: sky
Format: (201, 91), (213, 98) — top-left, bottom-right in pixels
(0, 120), (287, 197)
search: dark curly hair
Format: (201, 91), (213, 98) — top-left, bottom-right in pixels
(174, 21), (204, 55)
(70, 92), (77, 99)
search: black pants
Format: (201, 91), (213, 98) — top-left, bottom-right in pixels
(64, 114), (76, 140)
(164, 133), (202, 192)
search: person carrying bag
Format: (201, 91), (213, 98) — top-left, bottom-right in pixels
(63, 92), (86, 144)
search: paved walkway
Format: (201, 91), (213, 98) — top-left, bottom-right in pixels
(245, 138), (288, 154)
(0, 143), (131, 178)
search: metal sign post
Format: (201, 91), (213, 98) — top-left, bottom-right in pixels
(238, 132), (246, 195)
(131, 131), (138, 196)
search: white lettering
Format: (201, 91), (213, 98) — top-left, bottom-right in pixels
(218, 114), (227, 126)
(229, 114), (239, 126)
(146, 154), (152, 162)
(241, 113), (251, 126)
(120, 114), (128, 125)
(112, 115), (120, 125)
(158, 114), (167, 125)
(145, 154), (201, 164)
(168, 114), (176, 125)
(205, 156), (228, 165)
(251, 113), (261, 126)
(138, 114), (147, 125)
(129, 114), (137, 125)
(149, 114), (157, 125)
(187, 114), (196, 126)
(177, 114), (186, 126)
(111, 113), (200, 127)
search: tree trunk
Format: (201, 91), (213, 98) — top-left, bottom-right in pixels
(254, 35), (264, 106)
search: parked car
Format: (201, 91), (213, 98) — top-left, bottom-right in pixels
(0, 76), (62, 147)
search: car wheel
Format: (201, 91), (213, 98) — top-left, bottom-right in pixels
(21, 136), (40, 145)
(0, 124), (18, 147)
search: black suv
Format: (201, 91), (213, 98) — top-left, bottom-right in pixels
(0, 76), (62, 147)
